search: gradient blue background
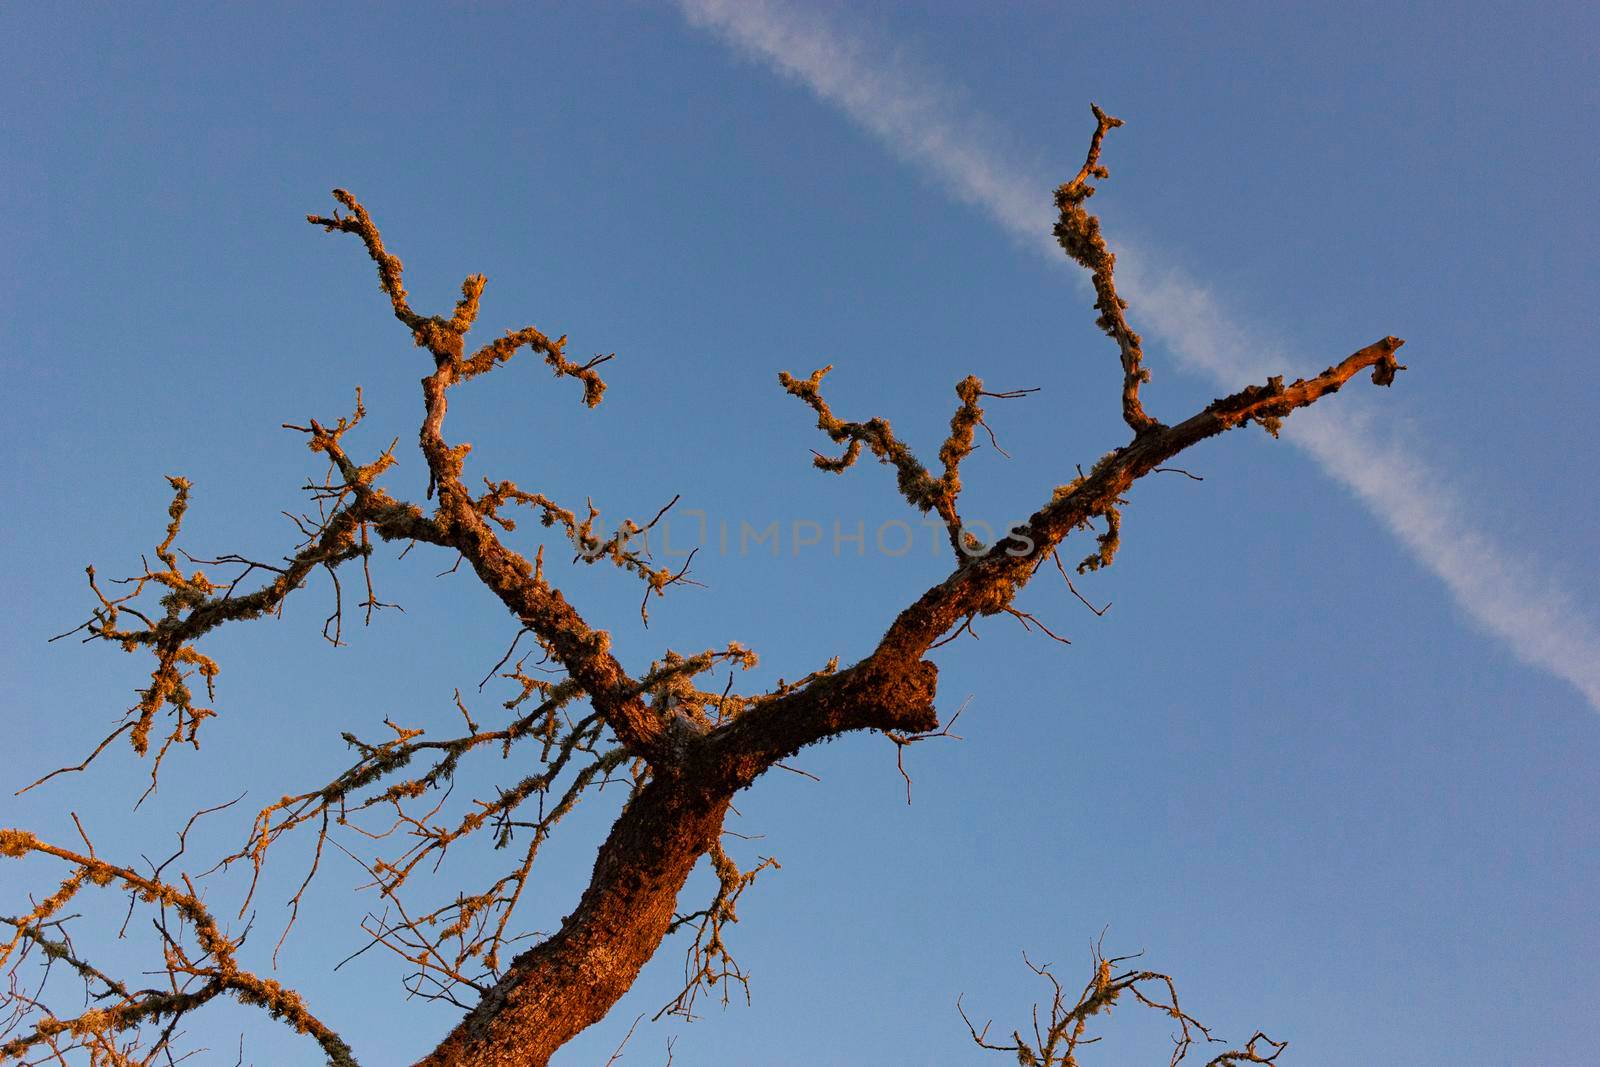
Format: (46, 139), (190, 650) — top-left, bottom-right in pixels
(3, 2), (1596, 1064)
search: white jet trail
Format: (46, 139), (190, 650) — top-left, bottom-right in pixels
(678, 0), (1600, 711)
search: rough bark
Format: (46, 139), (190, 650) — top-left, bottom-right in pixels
(415, 781), (731, 1066)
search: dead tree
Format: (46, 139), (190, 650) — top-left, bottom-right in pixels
(2, 106), (1403, 1065)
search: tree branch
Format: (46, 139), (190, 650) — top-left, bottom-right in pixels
(1054, 103), (1159, 436)
(0, 829), (358, 1066)
(310, 191), (671, 762)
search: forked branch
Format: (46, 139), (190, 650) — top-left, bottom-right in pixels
(961, 945), (1288, 1067)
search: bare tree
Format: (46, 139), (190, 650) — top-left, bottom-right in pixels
(2, 106), (1403, 1065)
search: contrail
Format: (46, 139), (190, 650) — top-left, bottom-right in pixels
(677, 0), (1600, 712)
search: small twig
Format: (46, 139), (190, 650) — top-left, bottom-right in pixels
(883, 698), (968, 804)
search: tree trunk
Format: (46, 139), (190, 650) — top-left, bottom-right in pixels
(416, 779), (729, 1066)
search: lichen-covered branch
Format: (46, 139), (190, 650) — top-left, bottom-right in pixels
(960, 946), (1288, 1066)
(474, 481), (698, 624)
(779, 368), (1033, 558)
(756, 337), (1404, 778)
(1054, 103), (1160, 436)
(0, 828), (358, 1066)
(35, 426), (436, 796)
(310, 190), (679, 761)
(656, 840), (779, 1022)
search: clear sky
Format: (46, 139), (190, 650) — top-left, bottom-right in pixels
(3, 2), (1597, 1064)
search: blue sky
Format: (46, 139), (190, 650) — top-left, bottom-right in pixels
(2, 2), (1596, 1064)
